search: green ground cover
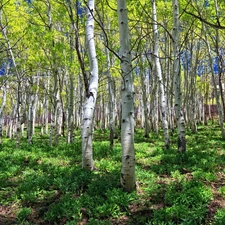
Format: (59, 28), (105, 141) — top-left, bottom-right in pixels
(1, 124), (225, 224)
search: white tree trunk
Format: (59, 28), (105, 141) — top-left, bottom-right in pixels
(82, 0), (98, 170)
(53, 89), (61, 145)
(117, 0), (136, 192)
(67, 69), (75, 144)
(44, 75), (50, 135)
(152, 0), (169, 148)
(32, 77), (39, 136)
(0, 60), (10, 144)
(7, 93), (15, 139)
(0, 86), (7, 145)
(27, 78), (35, 144)
(173, 0), (186, 152)
(27, 77), (39, 144)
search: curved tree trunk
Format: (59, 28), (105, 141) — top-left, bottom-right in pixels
(82, 0), (98, 170)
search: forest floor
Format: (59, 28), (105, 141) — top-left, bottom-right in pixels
(1, 123), (225, 224)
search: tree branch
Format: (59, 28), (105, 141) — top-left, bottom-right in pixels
(183, 9), (225, 30)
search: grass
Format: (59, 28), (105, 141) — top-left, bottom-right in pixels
(0, 123), (225, 224)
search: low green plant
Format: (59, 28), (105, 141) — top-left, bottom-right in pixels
(17, 207), (32, 222)
(218, 185), (225, 197)
(1, 123), (225, 224)
(212, 208), (225, 225)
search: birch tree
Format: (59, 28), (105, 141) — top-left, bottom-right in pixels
(27, 78), (35, 144)
(117, 0), (136, 192)
(152, 0), (169, 149)
(172, 0), (186, 153)
(82, 0), (98, 170)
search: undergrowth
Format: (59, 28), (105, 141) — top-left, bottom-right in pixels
(0, 123), (225, 224)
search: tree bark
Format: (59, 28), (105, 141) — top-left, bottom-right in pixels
(152, 0), (169, 148)
(117, 0), (136, 192)
(172, 0), (186, 152)
(82, 0), (98, 170)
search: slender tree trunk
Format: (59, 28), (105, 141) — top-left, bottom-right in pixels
(44, 74), (50, 135)
(82, 0), (98, 170)
(0, 86), (7, 145)
(139, 57), (150, 138)
(32, 77), (39, 136)
(152, 71), (159, 135)
(117, 0), (136, 192)
(49, 106), (53, 146)
(213, 0), (225, 122)
(173, 0), (186, 152)
(0, 60), (10, 144)
(67, 31), (75, 143)
(152, 0), (169, 148)
(27, 78), (35, 144)
(67, 70), (75, 143)
(77, 72), (83, 129)
(16, 82), (22, 148)
(105, 46), (117, 148)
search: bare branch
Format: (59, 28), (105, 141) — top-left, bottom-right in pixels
(183, 9), (225, 30)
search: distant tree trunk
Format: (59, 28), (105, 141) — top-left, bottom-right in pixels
(66, 32), (75, 143)
(82, 0), (98, 170)
(58, 71), (65, 137)
(213, 0), (225, 122)
(78, 73), (83, 129)
(7, 91), (16, 139)
(40, 101), (44, 136)
(172, 0), (186, 152)
(152, 72), (159, 135)
(16, 81), (22, 148)
(106, 46), (117, 148)
(10, 105), (16, 140)
(32, 77), (39, 136)
(44, 74), (50, 135)
(203, 25), (225, 139)
(215, 31), (225, 122)
(27, 78), (35, 144)
(187, 36), (200, 133)
(67, 69), (75, 144)
(0, 60), (10, 144)
(51, 71), (61, 146)
(117, 0), (136, 192)
(152, 0), (169, 148)
(27, 76), (39, 144)
(139, 57), (150, 138)
(0, 86), (7, 145)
